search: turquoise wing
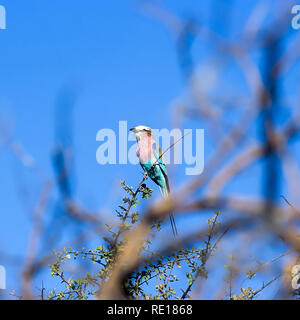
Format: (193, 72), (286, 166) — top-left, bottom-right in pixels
(153, 144), (169, 192)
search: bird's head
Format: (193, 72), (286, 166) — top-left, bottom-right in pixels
(130, 125), (152, 141)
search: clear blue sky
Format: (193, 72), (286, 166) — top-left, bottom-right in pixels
(0, 0), (299, 299)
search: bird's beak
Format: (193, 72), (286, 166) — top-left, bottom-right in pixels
(130, 128), (136, 133)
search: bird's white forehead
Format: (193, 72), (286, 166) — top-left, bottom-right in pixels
(135, 125), (151, 132)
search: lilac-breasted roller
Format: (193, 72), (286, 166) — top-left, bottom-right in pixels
(130, 125), (178, 236)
